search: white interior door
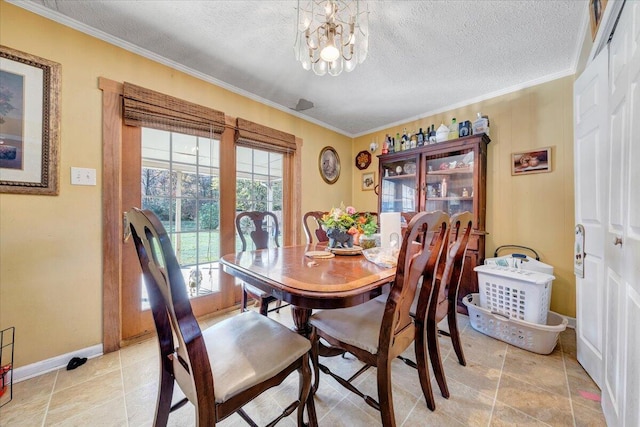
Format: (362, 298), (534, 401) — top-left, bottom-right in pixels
(622, 4), (640, 425)
(574, 44), (609, 389)
(603, 2), (640, 425)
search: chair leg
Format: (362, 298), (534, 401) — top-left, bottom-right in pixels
(258, 297), (269, 316)
(274, 299), (283, 313)
(448, 303), (466, 366)
(310, 328), (321, 394)
(154, 363), (175, 427)
(414, 320), (436, 411)
(241, 286), (249, 313)
(376, 359), (396, 427)
(427, 316), (450, 399)
(299, 355), (317, 427)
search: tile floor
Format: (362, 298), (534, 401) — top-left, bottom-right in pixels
(0, 306), (606, 426)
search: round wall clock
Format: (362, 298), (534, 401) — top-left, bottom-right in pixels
(319, 146), (340, 184)
(355, 150), (372, 170)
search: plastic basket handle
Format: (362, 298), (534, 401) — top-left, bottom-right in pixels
(494, 245), (540, 260)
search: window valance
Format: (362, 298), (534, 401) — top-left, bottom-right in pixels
(123, 82), (226, 137)
(235, 118), (297, 154)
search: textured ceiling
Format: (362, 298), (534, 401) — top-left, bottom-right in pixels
(13, 0), (588, 136)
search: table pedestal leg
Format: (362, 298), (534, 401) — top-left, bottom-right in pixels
(291, 306), (312, 336)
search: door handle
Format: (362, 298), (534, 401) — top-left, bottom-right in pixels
(613, 236), (623, 247)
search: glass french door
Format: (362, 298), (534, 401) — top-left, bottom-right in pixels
(235, 146), (284, 251)
(121, 126), (222, 341)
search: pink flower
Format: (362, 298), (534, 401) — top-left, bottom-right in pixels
(345, 206), (356, 215)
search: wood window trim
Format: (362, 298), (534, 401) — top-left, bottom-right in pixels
(99, 77), (302, 353)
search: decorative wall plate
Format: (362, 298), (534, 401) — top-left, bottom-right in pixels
(355, 150), (372, 170)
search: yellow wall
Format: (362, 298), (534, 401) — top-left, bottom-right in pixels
(0, 2), (352, 367)
(0, 1), (578, 369)
(353, 77), (576, 317)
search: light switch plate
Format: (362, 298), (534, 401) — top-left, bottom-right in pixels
(71, 167), (97, 186)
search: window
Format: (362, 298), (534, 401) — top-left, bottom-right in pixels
(141, 128), (220, 304)
(235, 146), (283, 251)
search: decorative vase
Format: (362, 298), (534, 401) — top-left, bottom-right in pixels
(326, 228), (354, 249)
(359, 234), (377, 250)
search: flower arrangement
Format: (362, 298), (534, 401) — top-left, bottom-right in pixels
(320, 205), (377, 236)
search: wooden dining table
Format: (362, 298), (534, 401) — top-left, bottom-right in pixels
(220, 244), (396, 335)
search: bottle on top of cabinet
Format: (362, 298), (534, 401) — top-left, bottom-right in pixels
(448, 118), (459, 140)
(473, 112), (490, 136)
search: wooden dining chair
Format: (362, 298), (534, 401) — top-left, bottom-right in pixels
(309, 211), (449, 426)
(236, 211), (289, 316)
(302, 211), (328, 245)
(399, 211), (474, 402)
(126, 208), (314, 427)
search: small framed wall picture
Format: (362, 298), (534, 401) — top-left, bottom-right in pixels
(319, 146), (340, 184)
(362, 171), (375, 191)
(511, 147), (552, 176)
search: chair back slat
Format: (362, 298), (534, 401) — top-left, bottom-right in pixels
(303, 211), (328, 244)
(381, 211), (449, 351)
(434, 211), (474, 321)
(235, 211), (280, 251)
(126, 208), (214, 408)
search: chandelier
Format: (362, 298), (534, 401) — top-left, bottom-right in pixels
(294, 0), (369, 76)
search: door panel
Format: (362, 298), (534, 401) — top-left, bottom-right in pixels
(602, 3), (640, 425)
(574, 45), (609, 387)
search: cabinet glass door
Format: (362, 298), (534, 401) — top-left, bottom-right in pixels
(380, 157), (418, 213)
(424, 148), (475, 217)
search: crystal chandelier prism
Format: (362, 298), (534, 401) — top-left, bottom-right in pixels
(294, 0), (369, 76)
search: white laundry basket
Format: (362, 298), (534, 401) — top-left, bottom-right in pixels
(474, 265), (555, 324)
(463, 294), (567, 355)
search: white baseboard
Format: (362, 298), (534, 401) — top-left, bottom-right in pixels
(12, 344), (103, 383)
(563, 314), (577, 329)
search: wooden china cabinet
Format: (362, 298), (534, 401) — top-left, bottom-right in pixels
(377, 133), (490, 313)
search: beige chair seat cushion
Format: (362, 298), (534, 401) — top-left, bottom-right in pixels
(243, 283), (270, 298)
(203, 311), (310, 403)
(309, 299), (384, 354)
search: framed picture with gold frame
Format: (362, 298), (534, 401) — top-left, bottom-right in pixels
(0, 46), (61, 195)
(511, 147), (552, 176)
(362, 171), (375, 191)
(319, 146), (340, 184)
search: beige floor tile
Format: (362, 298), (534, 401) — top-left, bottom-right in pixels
(459, 329), (508, 370)
(54, 351), (121, 393)
(502, 345), (570, 397)
(8, 370), (57, 405)
(573, 401), (607, 427)
(125, 381), (157, 426)
(429, 377), (495, 426)
(44, 370), (124, 426)
(1, 310), (608, 426)
(48, 395), (127, 427)
(317, 396), (381, 426)
(119, 337), (157, 368)
(122, 354), (158, 394)
(341, 362), (422, 424)
(564, 357), (602, 413)
(490, 401), (550, 426)
(442, 354), (501, 399)
(401, 399), (466, 426)
(0, 395), (49, 427)
(496, 373), (574, 426)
